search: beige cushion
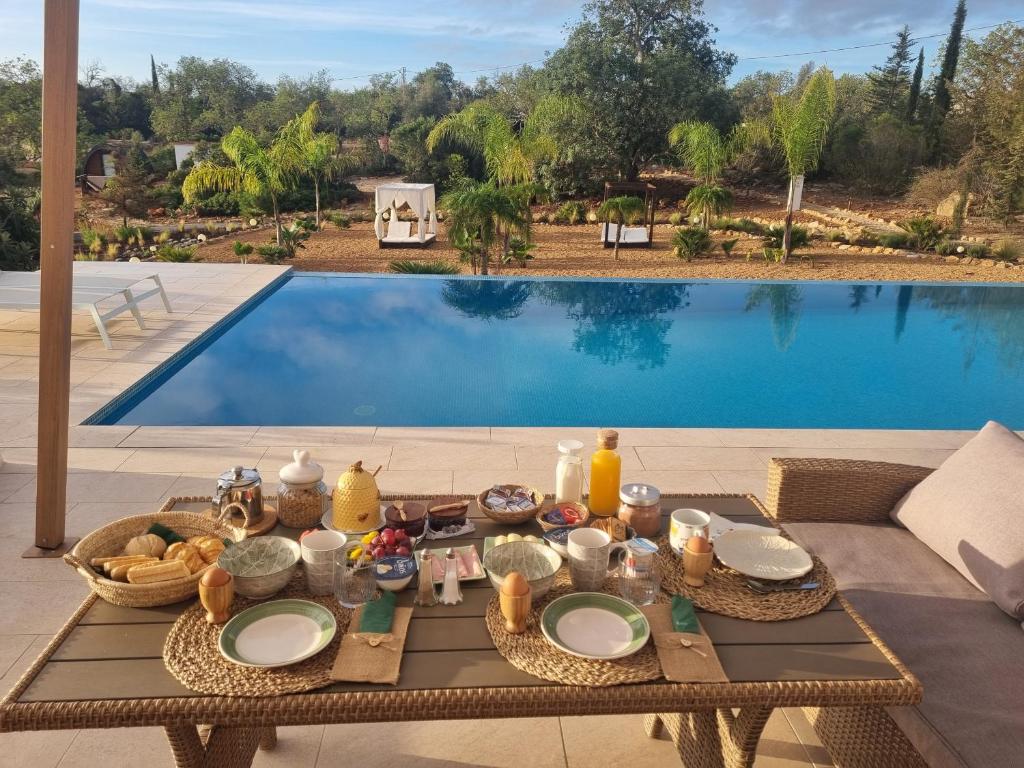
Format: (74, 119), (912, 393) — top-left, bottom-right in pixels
(785, 520), (1024, 768)
(890, 421), (1024, 619)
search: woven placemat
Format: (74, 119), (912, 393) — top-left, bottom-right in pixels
(654, 537), (836, 621)
(164, 571), (354, 696)
(485, 571), (666, 687)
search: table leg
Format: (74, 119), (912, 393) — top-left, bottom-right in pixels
(165, 725), (262, 768)
(259, 726), (278, 751)
(654, 706), (772, 768)
(643, 713), (664, 738)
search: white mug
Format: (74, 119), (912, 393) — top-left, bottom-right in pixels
(669, 509), (710, 555)
(300, 529), (348, 595)
(568, 527), (627, 592)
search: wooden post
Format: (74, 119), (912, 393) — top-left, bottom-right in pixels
(25, 0), (80, 557)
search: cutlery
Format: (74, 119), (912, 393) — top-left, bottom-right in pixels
(678, 637), (707, 657)
(745, 578), (819, 594)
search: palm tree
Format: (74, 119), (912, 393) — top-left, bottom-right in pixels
(286, 102), (356, 229)
(439, 180), (530, 275)
(668, 120), (762, 228)
(182, 126), (300, 244)
(771, 67), (836, 262)
(597, 195), (646, 260)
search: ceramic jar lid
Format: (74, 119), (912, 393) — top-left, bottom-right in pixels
(619, 483), (660, 507)
(279, 450), (324, 486)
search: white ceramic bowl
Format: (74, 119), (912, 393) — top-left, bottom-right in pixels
(218, 536), (301, 598)
(483, 540), (562, 600)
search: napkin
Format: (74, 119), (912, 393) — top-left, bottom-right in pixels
(359, 591), (396, 633)
(641, 603), (727, 683)
(671, 595), (699, 633)
(147, 522), (186, 545)
(331, 602), (413, 686)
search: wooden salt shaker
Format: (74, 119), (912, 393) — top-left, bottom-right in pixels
(499, 571), (532, 634)
(199, 567), (234, 624)
(683, 536), (714, 588)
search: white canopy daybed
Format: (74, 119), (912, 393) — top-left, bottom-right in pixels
(374, 182), (438, 248)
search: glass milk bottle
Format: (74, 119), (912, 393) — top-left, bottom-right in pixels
(588, 429), (621, 516)
(554, 439), (584, 504)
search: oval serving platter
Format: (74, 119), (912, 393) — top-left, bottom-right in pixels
(540, 592), (650, 660)
(219, 599), (337, 668)
(713, 530), (813, 581)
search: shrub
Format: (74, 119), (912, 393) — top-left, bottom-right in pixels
(504, 238), (537, 267)
(898, 217), (944, 251)
(879, 232), (913, 249)
(556, 201), (586, 225)
(256, 245), (290, 263)
(992, 239), (1022, 262)
(279, 223), (310, 257)
(825, 230), (848, 243)
(232, 241), (254, 263)
(965, 244), (990, 259)
(327, 212), (351, 229)
(155, 230), (171, 244)
(156, 245), (195, 262)
(672, 227), (712, 261)
(720, 238), (739, 257)
(762, 247), (785, 263)
(112, 225), (134, 244)
(80, 228), (105, 255)
(936, 240), (963, 255)
(854, 232), (880, 247)
(388, 260), (461, 275)
(668, 212), (685, 226)
(763, 225), (809, 250)
(586, 209), (599, 223)
(105, 243), (121, 260)
(150, 181), (183, 211)
(192, 190), (240, 217)
(713, 217), (767, 236)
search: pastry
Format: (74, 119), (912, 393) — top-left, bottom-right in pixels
(384, 501), (427, 537)
(428, 497), (470, 532)
(164, 542), (205, 574)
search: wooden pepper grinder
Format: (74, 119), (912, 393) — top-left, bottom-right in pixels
(199, 566), (234, 624)
(499, 571), (532, 634)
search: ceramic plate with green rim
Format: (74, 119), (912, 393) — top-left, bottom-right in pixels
(219, 599), (337, 668)
(540, 593), (650, 660)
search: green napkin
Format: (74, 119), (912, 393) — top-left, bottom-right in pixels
(359, 591), (396, 633)
(671, 595), (699, 634)
(147, 522), (186, 545)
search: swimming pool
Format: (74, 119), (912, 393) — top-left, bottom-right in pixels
(88, 274), (1024, 429)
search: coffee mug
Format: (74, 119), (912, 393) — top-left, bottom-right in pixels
(669, 508), (710, 555)
(568, 527), (627, 592)
(300, 529), (348, 595)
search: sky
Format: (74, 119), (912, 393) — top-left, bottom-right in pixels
(0, 0), (1018, 87)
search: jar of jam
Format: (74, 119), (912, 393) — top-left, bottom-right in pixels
(617, 483), (662, 538)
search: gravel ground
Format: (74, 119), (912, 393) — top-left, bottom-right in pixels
(194, 221), (1024, 283)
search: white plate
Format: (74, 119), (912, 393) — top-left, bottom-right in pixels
(713, 530), (813, 581)
(218, 599), (336, 668)
(321, 506), (386, 536)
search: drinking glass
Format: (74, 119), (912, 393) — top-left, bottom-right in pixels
(616, 548), (659, 606)
(334, 544), (378, 608)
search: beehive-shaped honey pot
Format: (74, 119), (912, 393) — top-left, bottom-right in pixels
(332, 461), (382, 532)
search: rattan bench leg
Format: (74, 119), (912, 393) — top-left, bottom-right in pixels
(657, 706), (772, 768)
(643, 713), (664, 738)
(165, 724), (262, 768)
(259, 726), (278, 751)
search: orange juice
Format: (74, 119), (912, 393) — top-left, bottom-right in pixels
(589, 429), (621, 516)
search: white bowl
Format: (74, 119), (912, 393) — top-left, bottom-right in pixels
(218, 536), (301, 599)
(483, 540), (562, 600)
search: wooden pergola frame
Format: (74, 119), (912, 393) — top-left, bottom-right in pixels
(601, 181), (656, 248)
(25, 0), (80, 556)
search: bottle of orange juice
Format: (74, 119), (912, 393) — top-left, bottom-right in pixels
(589, 429), (621, 516)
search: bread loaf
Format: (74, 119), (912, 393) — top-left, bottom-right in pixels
(164, 542), (205, 574)
(123, 533), (167, 558)
(126, 559), (190, 584)
(187, 535), (225, 565)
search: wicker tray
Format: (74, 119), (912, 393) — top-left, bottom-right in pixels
(654, 537), (836, 622)
(64, 506), (243, 608)
(164, 571), (353, 696)
(485, 570), (665, 687)
(477, 485), (544, 525)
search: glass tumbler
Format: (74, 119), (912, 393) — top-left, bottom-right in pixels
(617, 548), (660, 606)
(334, 543), (379, 608)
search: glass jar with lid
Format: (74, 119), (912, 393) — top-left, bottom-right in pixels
(616, 483), (662, 538)
(277, 449), (329, 528)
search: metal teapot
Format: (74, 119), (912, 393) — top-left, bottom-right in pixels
(213, 466), (264, 528)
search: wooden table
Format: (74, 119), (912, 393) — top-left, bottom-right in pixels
(0, 495), (921, 768)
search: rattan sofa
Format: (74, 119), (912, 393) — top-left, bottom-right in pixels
(765, 457), (1024, 768)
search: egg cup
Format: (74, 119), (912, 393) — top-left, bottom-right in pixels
(683, 544), (714, 587)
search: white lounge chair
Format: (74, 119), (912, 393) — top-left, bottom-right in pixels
(601, 222), (651, 246)
(0, 270), (172, 349)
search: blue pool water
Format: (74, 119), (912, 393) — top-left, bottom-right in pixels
(89, 275), (1024, 429)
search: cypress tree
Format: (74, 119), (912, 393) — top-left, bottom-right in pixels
(927, 0), (966, 155)
(906, 47), (925, 121)
(150, 55), (159, 93)
(867, 26), (914, 115)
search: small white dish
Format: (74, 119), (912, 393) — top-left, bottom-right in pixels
(321, 506), (386, 536)
(713, 530), (813, 581)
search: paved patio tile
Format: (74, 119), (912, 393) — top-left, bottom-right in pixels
(319, 718), (566, 768)
(0, 503), (81, 582)
(68, 425), (138, 448)
(636, 446), (766, 471)
(260, 446), (392, 484)
(116, 446), (268, 474)
(453, 468), (575, 496)
(514, 444), (644, 472)
(590, 470), (722, 495)
(376, 470), (453, 496)
(374, 427), (491, 445)
(753, 447), (954, 468)
(0, 448), (134, 473)
(0, 730), (76, 768)
(248, 426), (376, 446)
(8, 472), (178, 504)
(560, 714), (678, 766)
(252, 726), (324, 767)
(0, 580), (90, 634)
(390, 442), (516, 471)
(58, 727), (173, 768)
(0, 474), (35, 502)
(118, 426), (261, 448)
(783, 709), (835, 767)
(712, 470), (770, 499)
(755, 709), (820, 767)
(0, 634), (35, 679)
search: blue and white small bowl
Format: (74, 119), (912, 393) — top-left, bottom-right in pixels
(374, 555), (417, 592)
(542, 526), (574, 557)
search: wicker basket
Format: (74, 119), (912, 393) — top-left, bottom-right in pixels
(64, 511), (244, 608)
(535, 501), (590, 532)
(477, 485), (544, 525)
